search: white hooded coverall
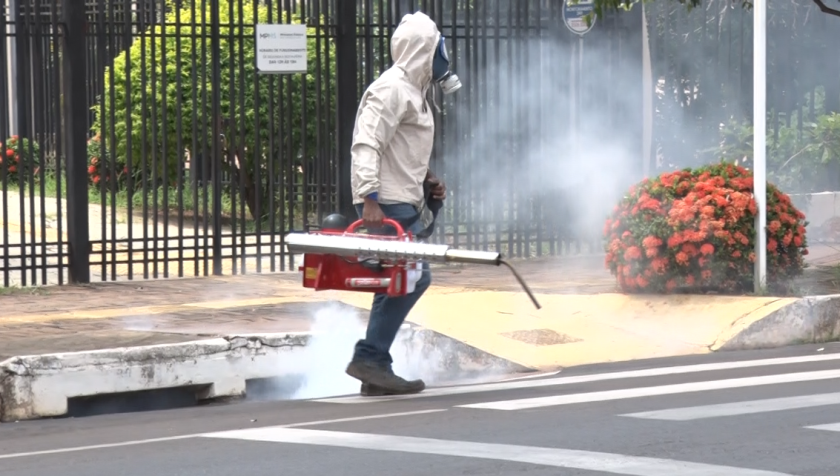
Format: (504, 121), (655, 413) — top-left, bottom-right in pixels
(349, 12), (440, 211)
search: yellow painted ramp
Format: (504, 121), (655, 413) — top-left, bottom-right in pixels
(338, 289), (797, 371)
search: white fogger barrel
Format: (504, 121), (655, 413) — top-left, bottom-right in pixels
(285, 232), (541, 309)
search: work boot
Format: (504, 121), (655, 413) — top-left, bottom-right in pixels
(346, 359), (425, 395)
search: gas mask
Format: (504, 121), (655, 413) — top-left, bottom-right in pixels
(431, 36), (461, 95)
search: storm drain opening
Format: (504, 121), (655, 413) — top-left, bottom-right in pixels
(65, 384), (208, 418)
(245, 375), (308, 401)
(55, 377), (312, 420)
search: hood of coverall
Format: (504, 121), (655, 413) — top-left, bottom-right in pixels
(390, 12), (441, 90)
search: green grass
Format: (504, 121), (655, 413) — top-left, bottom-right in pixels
(2, 173), (303, 232)
(0, 285), (50, 296)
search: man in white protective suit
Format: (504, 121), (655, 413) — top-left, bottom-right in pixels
(344, 11), (462, 396)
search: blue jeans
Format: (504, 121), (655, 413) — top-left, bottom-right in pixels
(352, 202), (432, 366)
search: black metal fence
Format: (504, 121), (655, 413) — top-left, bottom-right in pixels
(1, 0), (646, 287)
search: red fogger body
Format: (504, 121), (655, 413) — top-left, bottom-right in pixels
(298, 219), (422, 298)
(286, 217), (542, 309)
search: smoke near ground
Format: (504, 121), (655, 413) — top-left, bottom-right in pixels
(253, 300), (513, 401)
(279, 303), (363, 399)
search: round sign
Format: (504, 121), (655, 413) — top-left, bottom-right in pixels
(562, 0), (597, 36)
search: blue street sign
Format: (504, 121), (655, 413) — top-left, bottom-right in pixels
(562, 0), (597, 36)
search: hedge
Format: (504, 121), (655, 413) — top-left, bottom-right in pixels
(604, 162), (808, 294)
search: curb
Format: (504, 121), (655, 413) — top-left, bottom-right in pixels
(719, 294), (840, 351)
(0, 325), (530, 422)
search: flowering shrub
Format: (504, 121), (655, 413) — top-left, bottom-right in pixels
(0, 136), (41, 183)
(87, 134), (128, 189)
(604, 162), (808, 294)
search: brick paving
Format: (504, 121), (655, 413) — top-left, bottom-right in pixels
(1, 249), (839, 360)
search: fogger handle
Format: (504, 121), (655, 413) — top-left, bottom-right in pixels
(346, 219), (406, 237)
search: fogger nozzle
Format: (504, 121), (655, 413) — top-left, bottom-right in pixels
(284, 233), (541, 309)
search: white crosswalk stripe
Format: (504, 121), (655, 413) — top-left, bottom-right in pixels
(620, 392), (840, 421)
(456, 369), (840, 411)
(199, 427), (798, 476)
(804, 422), (840, 432)
(313, 353), (840, 404)
(307, 352), (840, 461)
(143, 355), (840, 475)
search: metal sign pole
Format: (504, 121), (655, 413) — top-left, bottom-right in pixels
(562, 0), (596, 166)
(578, 34), (584, 162)
(753, 1), (768, 293)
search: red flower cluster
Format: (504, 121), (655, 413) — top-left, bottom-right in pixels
(0, 136), (40, 181)
(604, 163), (809, 294)
(87, 134), (128, 187)
(1, 144), (19, 175)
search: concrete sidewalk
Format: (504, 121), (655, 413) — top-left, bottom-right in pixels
(2, 251), (836, 365)
(2, 259), (592, 422)
(2, 252), (840, 422)
(0, 256), (612, 359)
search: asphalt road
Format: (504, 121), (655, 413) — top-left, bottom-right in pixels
(3, 342), (840, 476)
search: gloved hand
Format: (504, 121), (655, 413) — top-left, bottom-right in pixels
(423, 174), (445, 217)
(362, 197), (385, 229)
(426, 176), (446, 200)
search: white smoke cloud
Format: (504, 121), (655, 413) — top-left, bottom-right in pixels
(245, 299), (513, 401)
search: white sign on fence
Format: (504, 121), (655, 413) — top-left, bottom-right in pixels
(255, 23), (308, 74)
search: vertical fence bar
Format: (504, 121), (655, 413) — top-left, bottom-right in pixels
(29, 0), (41, 285)
(235, 0), (245, 275)
(96, 0), (106, 281)
(107, 0), (118, 281)
(51, 0), (64, 285)
(312, 0), (324, 227)
(62, 0), (90, 284)
(175, 0), (185, 278)
(335, 0), (356, 220)
(159, 0), (170, 278)
(0, 0), (9, 287)
(15, 0), (28, 284)
(298, 1), (309, 240)
(190, 0), (201, 276)
(149, 0), (160, 279)
(282, 0), (293, 272)
(198, 0), (209, 276)
(227, 0), (238, 274)
(122, 0), (133, 280)
(210, 0), (223, 275)
(253, 0), (264, 273)
(14, 0), (28, 143)
(267, 0), (277, 271)
(139, 0), (150, 280)
(446, 0), (459, 250)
